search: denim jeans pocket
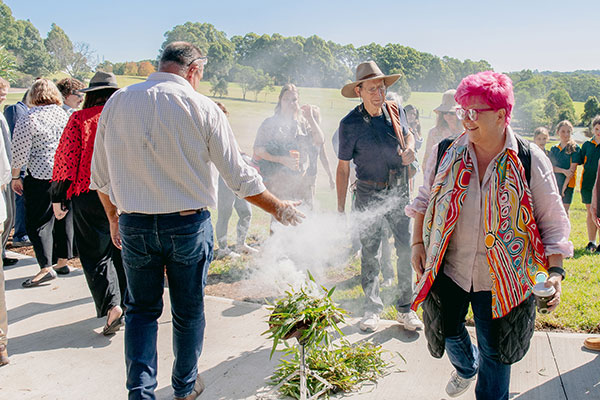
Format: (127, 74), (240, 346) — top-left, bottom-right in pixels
(121, 233), (152, 269)
(170, 229), (206, 265)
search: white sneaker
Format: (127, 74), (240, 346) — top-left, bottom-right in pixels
(236, 243), (259, 255)
(397, 310), (424, 331)
(445, 370), (475, 397)
(381, 278), (394, 288)
(215, 247), (240, 260)
(359, 312), (380, 332)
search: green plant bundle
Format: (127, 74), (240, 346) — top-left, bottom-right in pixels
(271, 339), (391, 399)
(263, 272), (347, 358)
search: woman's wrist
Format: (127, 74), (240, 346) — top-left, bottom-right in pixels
(411, 241), (424, 247)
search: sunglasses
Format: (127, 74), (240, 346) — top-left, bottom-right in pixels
(188, 56), (208, 67)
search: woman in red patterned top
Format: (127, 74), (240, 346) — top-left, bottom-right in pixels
(51, 71), (127, 336)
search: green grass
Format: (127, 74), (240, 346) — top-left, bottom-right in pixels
(574, 101), (584, 120)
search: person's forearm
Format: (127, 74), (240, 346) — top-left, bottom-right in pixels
(412, 212), (425, 245)
(336, 164), (350, 213)
(404, 131), (415, 151)
(254, 147), (285, 165)
(245, 189), (278, 216)
(97, 191), (119, 223)
(308, 120), (325, 146)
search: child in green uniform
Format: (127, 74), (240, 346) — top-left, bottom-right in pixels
(578, 116), (600, 252)
(549, 120), (580, 214)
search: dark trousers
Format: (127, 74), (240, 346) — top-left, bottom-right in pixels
(72, 191), (126, 317)
(432, 272), (510, 400)
(354, 181), (412, 313)
(14, 170), (27, 240)
(23, 175), (74, 269)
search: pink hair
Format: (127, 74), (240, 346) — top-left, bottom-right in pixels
(455, 71), (514, 126)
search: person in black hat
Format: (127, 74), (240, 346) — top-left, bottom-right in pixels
(51, 71), (126, 336)
(337, 61), (422, 332)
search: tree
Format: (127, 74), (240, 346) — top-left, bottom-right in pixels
(15, 19), (56, 76)
(64, 42), (94, 81)
(0, 45), (17, 82)
(209, 76), (228, 97)
(96, 60), (114, 73)
(44, 23), (73, 70)
(581, 96), (600, 127)
(545, 87), (576, 125)
(123, 62), (138, 76)
(0, 1), (20, 51)
(250, 69), (273, 101)
(137, 61), (155, 76)
(160, 22), (234, 79)
(232, 64), (256, 100)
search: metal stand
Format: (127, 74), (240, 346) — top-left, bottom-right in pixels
(260, 341), (334, 400)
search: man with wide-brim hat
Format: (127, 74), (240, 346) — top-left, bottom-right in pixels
(336, 60), (423, 333)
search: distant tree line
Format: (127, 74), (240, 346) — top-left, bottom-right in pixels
(510, 70), (600, 131)
(1, 0), (600, 133)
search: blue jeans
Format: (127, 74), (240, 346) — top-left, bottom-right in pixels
(119, 210), (213, 400)
(436, 273), (510, 400)
(14, 171), (27, 240)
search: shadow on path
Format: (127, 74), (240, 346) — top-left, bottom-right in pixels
(9, 316), (113, 355)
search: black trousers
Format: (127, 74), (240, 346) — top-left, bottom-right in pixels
(72, 191), (126, 317)
(23, 175), (74, 269)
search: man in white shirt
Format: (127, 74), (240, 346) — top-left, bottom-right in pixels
(90, 41), (303, 400)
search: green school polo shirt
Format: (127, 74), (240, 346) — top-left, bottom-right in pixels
(550, 144), (581, 189)
(579, 138), (600, 190)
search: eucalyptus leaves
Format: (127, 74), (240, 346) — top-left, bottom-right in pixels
(263, 273), (392, 399)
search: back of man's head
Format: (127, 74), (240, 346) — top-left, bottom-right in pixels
(159, 42), (203, 74)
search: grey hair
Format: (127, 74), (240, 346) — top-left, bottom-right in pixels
(158, 41), (203, 73)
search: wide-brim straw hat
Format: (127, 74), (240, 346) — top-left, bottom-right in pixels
(80, 71), (119, 93)
(434, 89), (458, 113)
(341, 61), (401, 98)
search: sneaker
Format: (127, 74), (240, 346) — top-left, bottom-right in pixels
(585, 242), (597, 253)
(397, 310), (424, 331)
(359, 311), (380, 332)
(381, 278), (394, 288)
(445, 370), (475, 398)
(215, 247), (240, 260)
(236, 243), (259, 255)
(12, 236), (31, 247)
(584, 337), (600, 351)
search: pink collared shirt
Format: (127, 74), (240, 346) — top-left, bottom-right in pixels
(406, 127), (573, 293)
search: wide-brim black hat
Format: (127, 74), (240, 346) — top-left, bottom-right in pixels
(80, 71), (119, 93)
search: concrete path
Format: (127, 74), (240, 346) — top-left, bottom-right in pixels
(0, 252), (598, 399)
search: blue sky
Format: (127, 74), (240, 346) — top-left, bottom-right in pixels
(5, 0), (598, 73)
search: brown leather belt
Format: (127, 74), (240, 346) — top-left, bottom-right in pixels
(178, 208), (207, 216)
(123, 208), (207, 217)
(357, 179), (388, 189)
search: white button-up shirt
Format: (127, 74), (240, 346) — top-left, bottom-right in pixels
(90, 72), (265, 214)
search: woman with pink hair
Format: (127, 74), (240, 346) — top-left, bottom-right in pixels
(406, 71), (572, 399)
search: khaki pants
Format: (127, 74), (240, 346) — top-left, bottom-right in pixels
(0, 225), (6, 346)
